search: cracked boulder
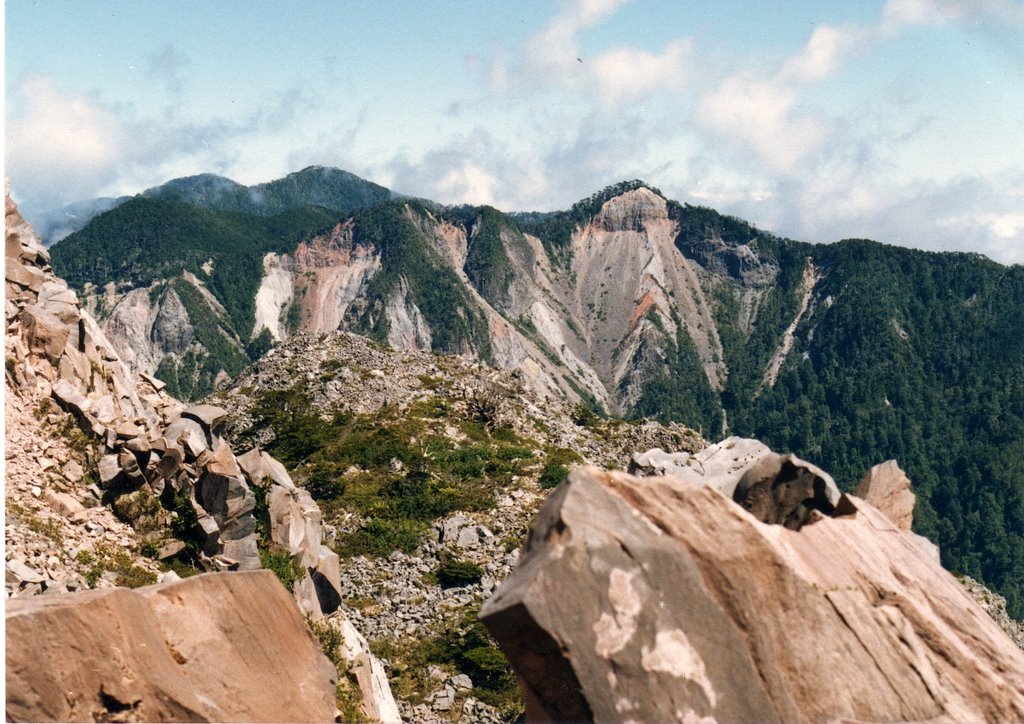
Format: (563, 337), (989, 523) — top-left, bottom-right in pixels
(481, 465), (1024, 722)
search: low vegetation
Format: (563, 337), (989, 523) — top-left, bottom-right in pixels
(370, 604), (522, 720)
(75, 544), (157, 588)
(247, 383), (540, 558)
(307, 615), (365, 722)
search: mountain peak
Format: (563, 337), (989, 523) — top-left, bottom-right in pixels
(572, 179), (665, 214)
(593, 185), (669, 231)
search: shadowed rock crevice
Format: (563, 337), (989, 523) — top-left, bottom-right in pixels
(732, 453), (842, 530)
(483, 601), (593, 723)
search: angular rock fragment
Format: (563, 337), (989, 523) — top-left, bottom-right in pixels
(97, 453), (122, 489)
(732, 452), (841, 530)
(164, 416), (209, 459)
(635, 436), (771, 497)
(855, 459), (915, 531)
(19, 306), (70, 362)
(182, 403), (229, 440)
(237, 447), (296, 489)
(482, 465), (1024, 722)
(628, 447), (691, 477)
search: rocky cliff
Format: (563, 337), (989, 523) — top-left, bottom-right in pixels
(4, 193), (398, 722)
(482, 444), (1024, 721)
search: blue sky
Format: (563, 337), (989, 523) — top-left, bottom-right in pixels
(6, 0), (1024, 263)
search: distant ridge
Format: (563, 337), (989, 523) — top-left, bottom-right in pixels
(31, 166), (394, 245)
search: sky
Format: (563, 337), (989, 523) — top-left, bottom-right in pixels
(5, 0), (1024, 263)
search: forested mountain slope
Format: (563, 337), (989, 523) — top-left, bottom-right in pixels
(49, 172), (1024, 614)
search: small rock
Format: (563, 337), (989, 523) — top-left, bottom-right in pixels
(7, 559), (45, 585)
(62, 460), (85, 483)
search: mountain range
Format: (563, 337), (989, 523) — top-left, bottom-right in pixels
(48, 167), (1024, 616)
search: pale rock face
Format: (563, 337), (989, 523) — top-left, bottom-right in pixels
(385, 278), (433, 351)
(855, 459), (916, 532)
(527, 299), (608, 407)
(151, 287), (195, 355)
(252, 252), (294, 341)
(482, 463), (1024, 722)
(759, 258), (819, 392)
(100, 283), (198, 379)
(291, 220), (380, 333)
(594, 186), (669, 232)
(568, 187), (727, 406)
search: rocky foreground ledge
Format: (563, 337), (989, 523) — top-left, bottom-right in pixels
(482, 440), (1024, 722)
(6, 571), (337, 722)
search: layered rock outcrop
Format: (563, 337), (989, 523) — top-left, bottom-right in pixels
(482, 450), (1024, 722)
(6, 571), (337, 722)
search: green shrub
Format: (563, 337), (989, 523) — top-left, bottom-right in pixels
(435, 556), (483, 588)
(339, 517), (427, 557)
(570, 401), (600, 428)
(170, 493), (204, 551)
(538, 446), (583, 489)
(307, 616), (364, 723)
(259, 546), (303, 589)
(76, 544), (157, 588)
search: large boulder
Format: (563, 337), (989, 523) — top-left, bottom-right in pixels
(481, 466), (1024, 722)
(5, 570), (338, 722)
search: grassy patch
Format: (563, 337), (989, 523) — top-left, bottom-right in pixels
(370, 605), (522, 719)
(307, 616), (365, 723)
(435, 555), (483, 588)
(248, 384), (536, 558)
(75, 544), (157, 588)
(259, 546), (303, 589)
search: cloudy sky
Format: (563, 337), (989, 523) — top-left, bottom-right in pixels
(6, 0), (1024, 263)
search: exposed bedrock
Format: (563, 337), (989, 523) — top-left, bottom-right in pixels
(481, 453), (1024, 722)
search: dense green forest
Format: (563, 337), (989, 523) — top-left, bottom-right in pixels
(347, 202), (494, 359)
(50, 197), (346, 337)
(142, 165), (393, 216)
(730, 242), (1024, 617)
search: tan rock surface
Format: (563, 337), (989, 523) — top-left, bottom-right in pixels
(482, 466), (1024, 722)
(855, 459), (916, 531)
(5, 570), (338, 722)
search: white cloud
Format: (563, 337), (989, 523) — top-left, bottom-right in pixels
(509, 0), (691, 109)
(779, 24), (865, 83)
(882, 0), (1024, 33)
(589, 39), (691, 108)
(694, 19), (868, 174)
(5, 72), (353, 217)
(6, 75), (129, 212)
(696, 75), (832, 173)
